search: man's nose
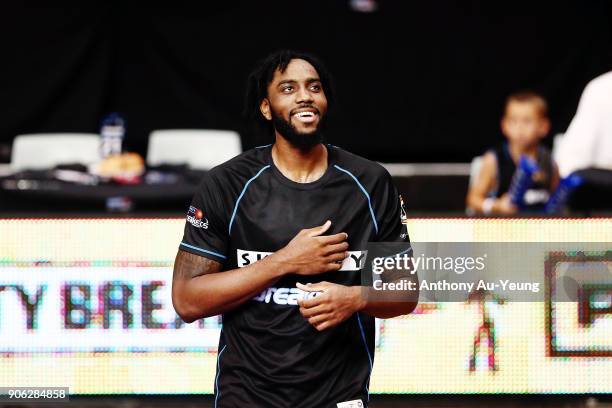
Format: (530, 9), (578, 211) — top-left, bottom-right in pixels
(295, 86), (314, 104)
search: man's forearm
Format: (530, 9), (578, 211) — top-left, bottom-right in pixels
(360, 298), (418, 318)
(172, 252), (289, 322)
(351, 276), (419, 319)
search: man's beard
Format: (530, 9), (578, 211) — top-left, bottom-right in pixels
(271, 109), (326, 151)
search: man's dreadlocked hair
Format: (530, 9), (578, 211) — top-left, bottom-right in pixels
(244, 50), (335, 136)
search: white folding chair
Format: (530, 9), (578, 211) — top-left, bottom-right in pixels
(146, 129), (242, 170)
(465, 155), (484, 215)
(10, 133), (100, 172)
(469, 155), (483, 187)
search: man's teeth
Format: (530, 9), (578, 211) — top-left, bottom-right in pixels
(294, 112), (315, 117)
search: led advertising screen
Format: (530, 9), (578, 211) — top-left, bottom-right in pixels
(0, 218), (610, 394)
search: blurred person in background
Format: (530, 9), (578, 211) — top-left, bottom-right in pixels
(467, 91), (560, 215)
(556, 71), (612, 177)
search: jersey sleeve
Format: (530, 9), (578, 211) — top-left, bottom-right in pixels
(179, 173), (230, 264)
(373, 169), (410, 244)
(371, 169), (414, 286)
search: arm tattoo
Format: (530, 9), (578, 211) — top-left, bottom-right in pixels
(173, 249), (222, 280)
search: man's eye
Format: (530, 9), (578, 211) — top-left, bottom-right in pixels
(310, 84), (321, 91)
(282, 86), (293, 93)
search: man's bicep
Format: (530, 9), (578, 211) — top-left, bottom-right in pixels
(173, 249), (222, 282)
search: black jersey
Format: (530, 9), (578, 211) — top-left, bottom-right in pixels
(180, 144), (409, 408)
(491, 143), (554, 210)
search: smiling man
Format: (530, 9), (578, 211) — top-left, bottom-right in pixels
(172, 50), (417, 408)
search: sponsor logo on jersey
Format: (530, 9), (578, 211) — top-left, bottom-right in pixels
(252, 286), (321, 305)
(237, 249), (368, 271)
(237, 249), (368, 306)
(187, 206), (208, 229)
(524, 189), (550, 205)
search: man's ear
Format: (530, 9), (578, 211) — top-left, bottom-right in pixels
(260, 98), (272, 121)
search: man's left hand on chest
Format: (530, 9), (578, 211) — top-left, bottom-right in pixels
(296, 281), (365, 331)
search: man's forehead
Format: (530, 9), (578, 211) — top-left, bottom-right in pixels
(272, 59), (320, 83)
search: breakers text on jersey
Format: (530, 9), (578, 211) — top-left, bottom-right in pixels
(252, 287), (321, 305)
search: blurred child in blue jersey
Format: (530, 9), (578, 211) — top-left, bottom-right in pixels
(467, 91), (560, 215)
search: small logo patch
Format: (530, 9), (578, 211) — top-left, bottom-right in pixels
(399, 194), (409, 240)
(187, 206), (209, 229)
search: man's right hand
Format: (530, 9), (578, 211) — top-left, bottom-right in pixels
(274, 220), (349, 275)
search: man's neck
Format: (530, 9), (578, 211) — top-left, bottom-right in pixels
(271, 134), (328, 183)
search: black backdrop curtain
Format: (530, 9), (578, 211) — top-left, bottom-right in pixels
(2, 1), (611, 163)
